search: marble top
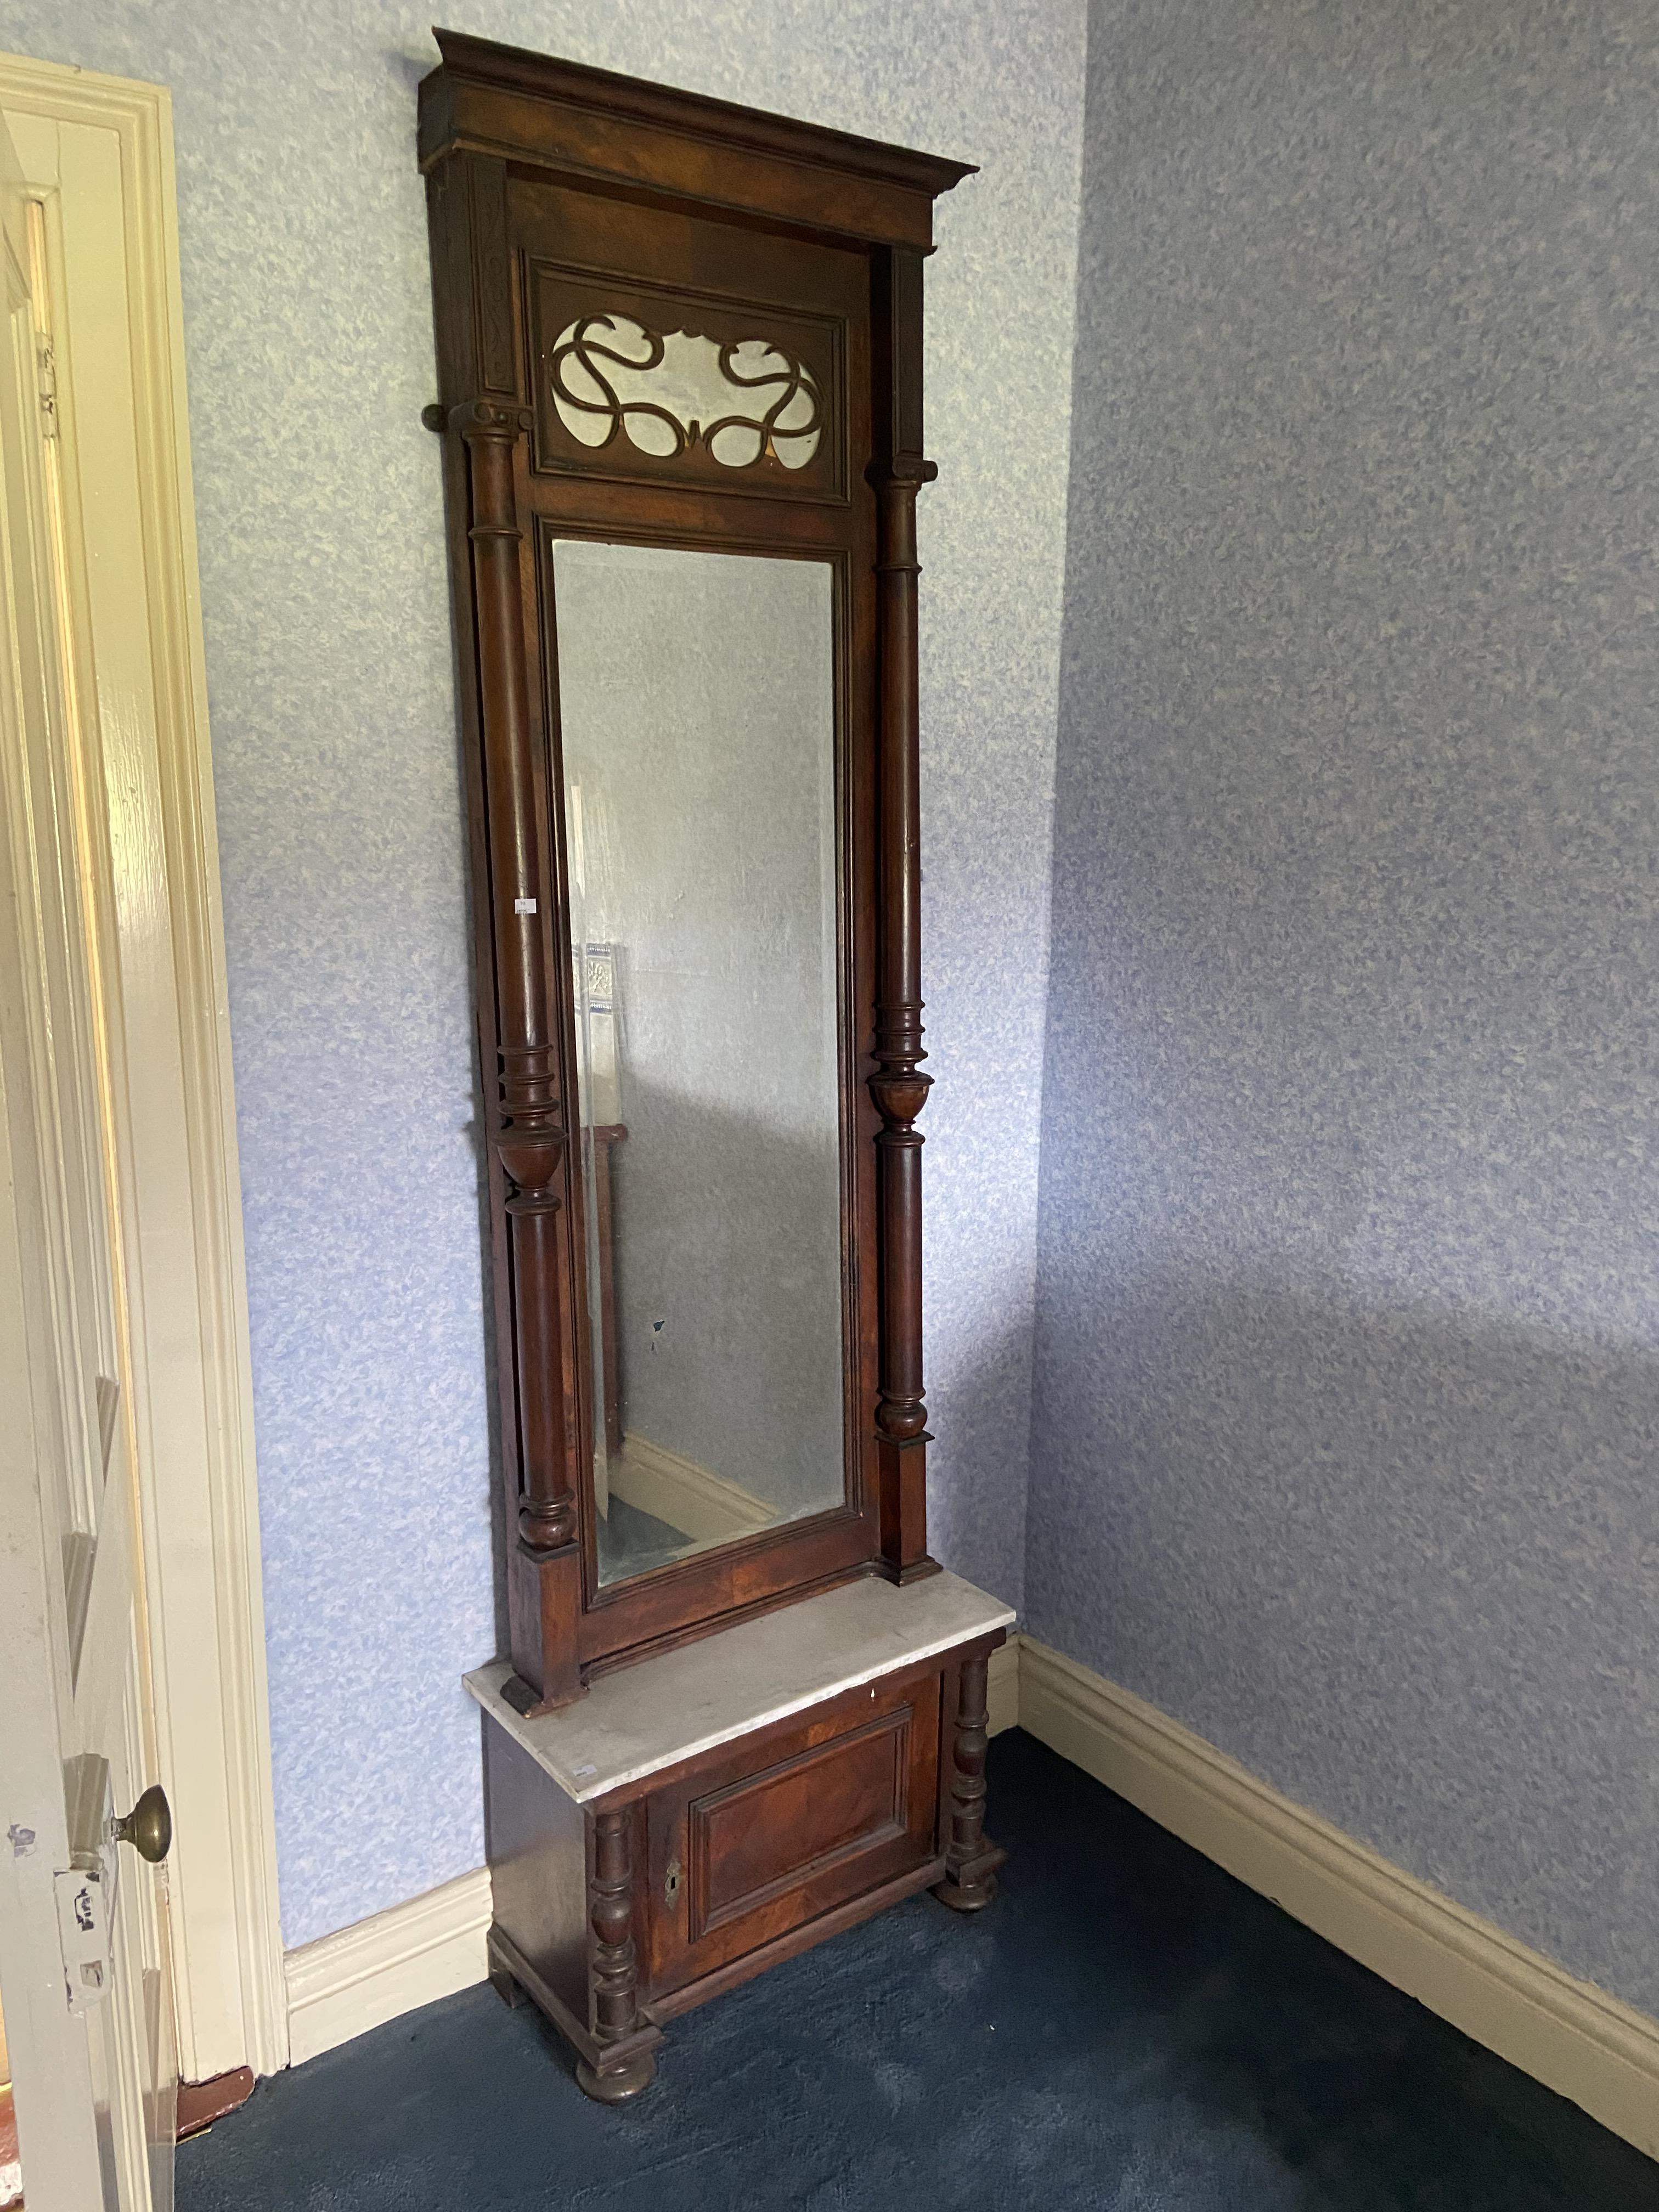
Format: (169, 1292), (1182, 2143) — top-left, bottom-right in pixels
(464, 1568), (1013, 1804)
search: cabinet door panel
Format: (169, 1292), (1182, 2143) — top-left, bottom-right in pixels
(642, 1671), (939, 1995)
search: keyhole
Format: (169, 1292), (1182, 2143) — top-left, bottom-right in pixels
(664, 1856), (682, 1908)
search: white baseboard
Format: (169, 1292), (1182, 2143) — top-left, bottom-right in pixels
(987, 1637), (1019, 1737)
(1014, 1633), (1659, 2163)
(284, 1868), (493, 2067)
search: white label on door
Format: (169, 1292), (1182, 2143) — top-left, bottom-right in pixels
(54, 1865), (111, 2015)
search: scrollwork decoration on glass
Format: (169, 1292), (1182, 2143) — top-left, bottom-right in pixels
(549, 313), (824, 471)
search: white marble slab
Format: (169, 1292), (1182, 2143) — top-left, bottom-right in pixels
(464, 1569), (1014, 1804)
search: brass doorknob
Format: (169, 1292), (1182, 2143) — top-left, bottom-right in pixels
(111, 1785), (171, 1865)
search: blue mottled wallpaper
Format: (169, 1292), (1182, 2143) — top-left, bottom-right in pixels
(0, 0), (1084, 1944)
(1028, 0), (1659, 2018)
(31, 0), (1658, 2030)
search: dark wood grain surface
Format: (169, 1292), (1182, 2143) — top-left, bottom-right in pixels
(423, 32), (995, 2102)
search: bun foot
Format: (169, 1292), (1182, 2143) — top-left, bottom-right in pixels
(933, 1852), (1003, 1912)
(576, 2047), (657, 2103)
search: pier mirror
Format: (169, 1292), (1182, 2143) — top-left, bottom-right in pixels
(420, 32), (973, 1707)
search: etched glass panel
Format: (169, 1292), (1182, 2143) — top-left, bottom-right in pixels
(555, 542), (844, 1586)
(550, 314), (823, 471)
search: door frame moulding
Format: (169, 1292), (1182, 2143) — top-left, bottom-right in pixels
(1014, 1634), (1659, 2166)
(0, 47), (287, 2078)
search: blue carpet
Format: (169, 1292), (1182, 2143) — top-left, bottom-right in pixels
(180, 1731), (1659, 2209)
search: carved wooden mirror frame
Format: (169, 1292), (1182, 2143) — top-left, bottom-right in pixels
(420, 32), (973, 1712)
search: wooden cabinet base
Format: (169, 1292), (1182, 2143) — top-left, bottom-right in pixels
(479, 1604), (1008, 2101)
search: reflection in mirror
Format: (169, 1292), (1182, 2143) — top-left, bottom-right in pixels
(554, 541), (844, 1586)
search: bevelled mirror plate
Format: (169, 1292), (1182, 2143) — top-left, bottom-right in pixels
(552, 541), (845, 1587)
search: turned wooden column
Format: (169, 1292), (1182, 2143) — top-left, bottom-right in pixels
(870, 244), (941, 1585)
(579, 1807), (658, 2102)
(456, 396), (583, 1710)
(934, 1649), (1007, 1911)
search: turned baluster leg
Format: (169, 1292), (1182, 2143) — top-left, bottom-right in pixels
(933, 1651), (1007, 1912)
(577, 1807), (658, 2102)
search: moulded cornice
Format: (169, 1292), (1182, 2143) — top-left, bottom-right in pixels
(419, 28), (976, 252)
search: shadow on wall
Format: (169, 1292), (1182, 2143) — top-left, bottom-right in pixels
(924, 1312), (1036, 1601)
(1028, 1257), (1659, 2013)
(1025, 0), (1659, 2025)
(464, 1087), (511, 1666)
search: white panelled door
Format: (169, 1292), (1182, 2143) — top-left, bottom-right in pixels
(0, 110), (177, 2212)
